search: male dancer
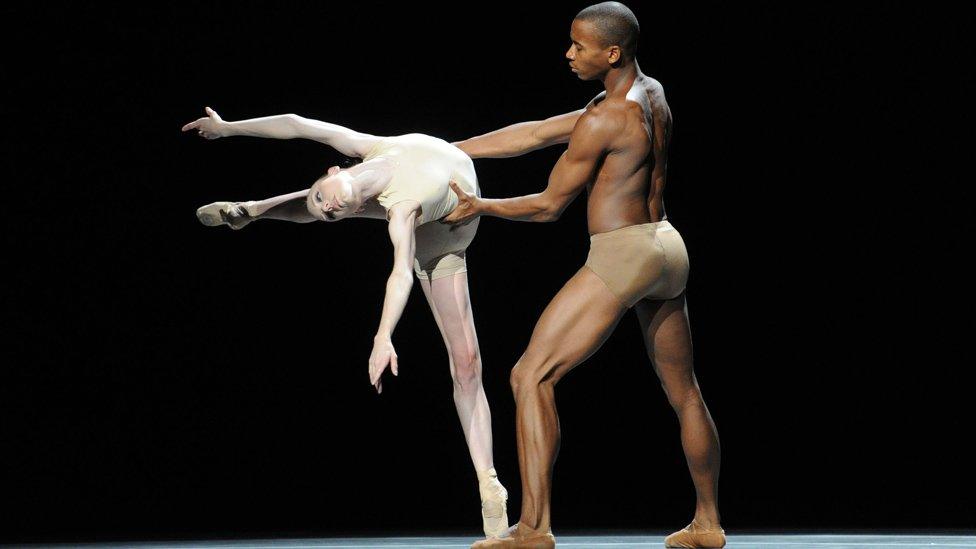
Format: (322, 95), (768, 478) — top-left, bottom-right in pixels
(445, 3), (724, 548)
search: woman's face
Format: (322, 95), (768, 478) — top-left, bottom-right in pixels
(306, 167), (361, 222)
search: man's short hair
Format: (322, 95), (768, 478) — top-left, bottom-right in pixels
(575, 2), (640, 58)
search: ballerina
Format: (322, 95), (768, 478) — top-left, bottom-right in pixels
(182, 107), (509, 539)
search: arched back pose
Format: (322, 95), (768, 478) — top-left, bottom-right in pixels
(444, 3), (724, 548)
(181, 109), (509, 539)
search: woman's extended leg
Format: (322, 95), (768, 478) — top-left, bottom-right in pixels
(419, 271), (508, 538)
(196, 189), (315, 229)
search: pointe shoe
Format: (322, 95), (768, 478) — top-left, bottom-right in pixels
(477, 467), (509, 539)
(664, 518), (726, 548)
(196, 201), (254, 230)
(470, 523), (556, 548)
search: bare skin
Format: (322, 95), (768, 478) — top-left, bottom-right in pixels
(446, 16), (722, 548)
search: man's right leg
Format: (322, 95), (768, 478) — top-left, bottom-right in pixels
(479, 266), (627, 547)
(634, 294), (725, 548)
(197, 189), (315, 229)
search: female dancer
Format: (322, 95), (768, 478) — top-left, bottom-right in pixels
(181, 107), (508, 539)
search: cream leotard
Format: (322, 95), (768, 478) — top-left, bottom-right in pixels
(363, 133), (481, 280)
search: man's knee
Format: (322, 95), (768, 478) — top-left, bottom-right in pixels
(664, 382), (703, 412)
(510, 353), (559, 396)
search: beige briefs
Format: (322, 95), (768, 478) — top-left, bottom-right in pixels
(584, 219), (690, 307)
(413, 217), (480, 280)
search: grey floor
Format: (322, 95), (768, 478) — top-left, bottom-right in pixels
(28, 533), (976, 548)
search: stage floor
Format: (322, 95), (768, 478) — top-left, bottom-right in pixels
(36, 533), (976, 548)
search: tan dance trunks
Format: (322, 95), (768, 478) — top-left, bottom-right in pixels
(584, 219), (690, 307)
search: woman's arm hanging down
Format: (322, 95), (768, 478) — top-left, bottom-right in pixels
(368, 201), (420, 394)
(181, 107), (380, 157)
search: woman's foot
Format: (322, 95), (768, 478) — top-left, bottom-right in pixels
(478, 467), (509, 539)
(664, 518), (726, 548)
(196, 201), (254, 230)
(470, 523), (555, 548)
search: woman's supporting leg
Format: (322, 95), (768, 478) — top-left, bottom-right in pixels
(419, 271), (493, 469)
(419, 271), (508, 538)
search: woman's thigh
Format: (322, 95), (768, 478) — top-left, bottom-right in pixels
(419, 272), (481, 372)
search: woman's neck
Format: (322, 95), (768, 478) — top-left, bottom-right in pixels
(348, 158), (394, 200)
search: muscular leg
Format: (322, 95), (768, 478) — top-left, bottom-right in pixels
(196, 189), (315, 229)
(419, 272), (508, 538)
(634, 294), (724, 546)
(506, 267), (628, 538)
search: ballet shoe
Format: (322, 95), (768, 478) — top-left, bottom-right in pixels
(196, 201), (254, 230)
(470, 523), (555, 548)
(664, 518), (726, 548)
(477, 467), (509, 539)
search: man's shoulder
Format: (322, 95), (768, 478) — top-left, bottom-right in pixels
(577, 100), (632, 133)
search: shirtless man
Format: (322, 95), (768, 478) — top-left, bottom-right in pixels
(444, 3), (724, 547)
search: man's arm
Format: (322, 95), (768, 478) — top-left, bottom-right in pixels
(452, 92), (606, 159)
(452, 110), (583, 159)
(368, 201), (420, 393)
(445, 110), (614, 224)
(182, 107), (379, 157)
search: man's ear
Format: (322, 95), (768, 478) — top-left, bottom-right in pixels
(608, 46), (621, 65)
(328, 165), (341, 176)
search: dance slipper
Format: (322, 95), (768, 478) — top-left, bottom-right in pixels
(664, 519), (726, 548)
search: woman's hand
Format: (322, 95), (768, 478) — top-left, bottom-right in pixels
(368, 335), (399, 394)
(181, 106), (230, 139)
(443, 180), (482, 226)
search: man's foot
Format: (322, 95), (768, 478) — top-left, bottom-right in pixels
(478, 467), (509, 539)
(196, 201), (254, 230)
(664, 518), (726, 548)
(470, 523), (555, 548)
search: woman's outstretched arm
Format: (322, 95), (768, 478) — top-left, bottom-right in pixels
(367, 201), (420, 394)
(181, 107), (380, 157)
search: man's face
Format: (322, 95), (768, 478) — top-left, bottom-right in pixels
(566, 18), (610, 81)
(306, 166), (357, 222)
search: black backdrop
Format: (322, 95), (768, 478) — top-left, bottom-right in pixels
(4, 2), (973, 543)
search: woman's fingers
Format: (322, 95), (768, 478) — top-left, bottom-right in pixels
(182, 107), (220, 133)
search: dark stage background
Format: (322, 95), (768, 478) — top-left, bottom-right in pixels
(3, 2), (972, 543)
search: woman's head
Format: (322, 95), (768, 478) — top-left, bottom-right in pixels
(306, 166), (364, 221)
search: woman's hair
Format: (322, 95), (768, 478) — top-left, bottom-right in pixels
(317, 156), (362, 180)
(341, 156), (363, 168)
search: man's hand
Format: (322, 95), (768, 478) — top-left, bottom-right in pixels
(181, 106), (230, 139)
(368, 335), (399, 394)
(443, 180), (482, 226)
